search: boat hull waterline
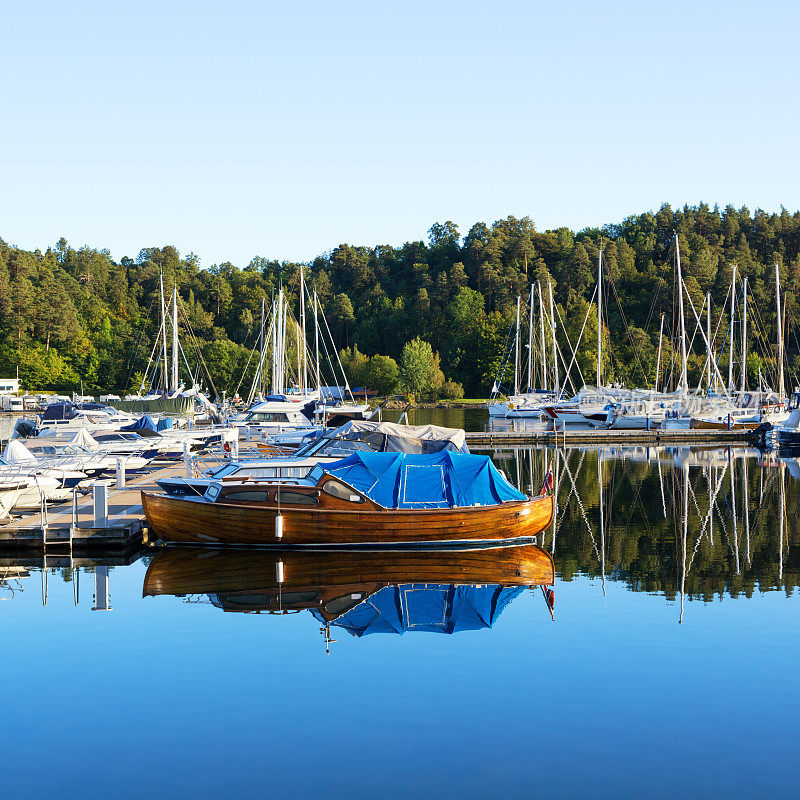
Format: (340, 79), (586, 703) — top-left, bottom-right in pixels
(141, 492), (554, 547)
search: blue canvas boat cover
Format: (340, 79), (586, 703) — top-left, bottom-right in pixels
(121, 414), (159, 432)
(156, 417), (174, 431)
(312, 583), (523, 636)
(323, 451), (526, 509)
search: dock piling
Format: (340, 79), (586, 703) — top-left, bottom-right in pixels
(93, 482), (109, 528)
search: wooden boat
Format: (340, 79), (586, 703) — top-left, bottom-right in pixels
(141, 451), (554, 547)
(142, 544), (555, 619)
(689, 417), (760, 431)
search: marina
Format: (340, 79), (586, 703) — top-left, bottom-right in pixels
(2, 441), (798, 799)
(6, 2), (800, 795)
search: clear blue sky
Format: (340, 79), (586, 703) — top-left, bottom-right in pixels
(2, 0), (797, 267)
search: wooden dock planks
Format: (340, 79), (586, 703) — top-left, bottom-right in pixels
(466, 428), (756, 447)
(0, 463), (187, 550)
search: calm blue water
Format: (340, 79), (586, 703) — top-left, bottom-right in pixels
(3, 445), (799, 799)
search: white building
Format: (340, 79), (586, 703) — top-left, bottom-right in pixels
(0, 378), (20, 395)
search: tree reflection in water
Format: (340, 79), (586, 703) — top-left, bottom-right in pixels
(489, 445), (799, 604)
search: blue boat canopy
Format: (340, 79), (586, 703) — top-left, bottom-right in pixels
(322, 451), (526, 509)
(121, 414), (159, 432)
(312, 583), (523, 636)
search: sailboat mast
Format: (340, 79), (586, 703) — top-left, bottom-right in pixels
(675, 235), (688, 393)
(527, 283), (534, 392)
(313, 290), (320, 392)
(299, 266), (307, 393)
(728, 264), (737, 392)
(596, 249), (603, 389)
(776, 263), (785, 401)
(259, 297), (265, 397)
(655, 313), (664, 392)
(171, 286), (178, 392)
(598, 451), (605, 596)
(159, 271), (169, 393)
(706, 293), (712, 390)
(548, 282), (559, 397)
(538, 282), (547, 392)
(514, 296), (521, 396)
(741, 277), (748, 393)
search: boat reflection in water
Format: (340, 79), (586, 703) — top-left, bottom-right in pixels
(143, 545), (556, 648)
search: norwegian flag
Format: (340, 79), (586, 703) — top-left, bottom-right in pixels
(541, 585), (555, 620)
(539, 465), (554, 496)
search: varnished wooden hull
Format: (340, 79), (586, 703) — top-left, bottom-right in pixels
(142, 544), (555, 617)
(689, 418), (760, 431)
(140, 491), (554, 547)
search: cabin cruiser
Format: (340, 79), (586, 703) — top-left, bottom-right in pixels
(30, 402), (138, 433)
(543, 388), (617, 427)
(774, 389), (800, 448)
(0, 452), (87, 510)
(157, 420), (469, 497)
(21, 429), (153, 472)
(230, 400), (317, 442)
(488, 391), (557, 419)
(6, 437), (148, 476)
(0, 479), (29, 521)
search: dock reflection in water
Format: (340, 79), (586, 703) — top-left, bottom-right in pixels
(143, 545), (556, 648)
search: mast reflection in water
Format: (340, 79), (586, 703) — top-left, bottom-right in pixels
(490, 445), (798, 617)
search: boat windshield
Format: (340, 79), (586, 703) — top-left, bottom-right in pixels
(293, 438), (329, 457)
(307, 464), (325, 484)
(211, 464), (238, 478)
(295, 438), (374, 459)
(245, 412), (291, 422)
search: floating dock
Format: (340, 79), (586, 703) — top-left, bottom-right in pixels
(466, 428), (757, 447)
(0, 463), (187, 551)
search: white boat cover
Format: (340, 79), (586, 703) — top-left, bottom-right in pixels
(329, 420), (468, 453)
(69, 429), (100, 450)
(2, 439), (38, 464)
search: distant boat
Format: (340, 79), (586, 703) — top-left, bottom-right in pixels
(141, 451), (554, 547)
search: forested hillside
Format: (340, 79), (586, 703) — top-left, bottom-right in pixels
(1, 203), (799, 398)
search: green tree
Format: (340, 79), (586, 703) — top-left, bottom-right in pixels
(400, 338), (444, 399)
(362, 354), (400, 395)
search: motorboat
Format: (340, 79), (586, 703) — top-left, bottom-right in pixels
(0, 479), (30, 521)
(142, 451), (554, 547)
(775, 390), (800, 448)
(157, 420), (469, 497)
(488, 392), (557, 419)
(230, 400), (317, 441)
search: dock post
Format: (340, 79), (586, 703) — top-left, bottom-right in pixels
(115, 457), (126, 489)
(39, 487), (48, 538)
(92, 566), (112, 611)
(183, 441), (192, 478)
(93, 482), (109, 528)
(231, 437), (239, 460)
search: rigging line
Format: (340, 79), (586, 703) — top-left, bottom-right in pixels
(642, 269), (664, 334)
(557, 285), (597, 389)
(606, 272), (648, 384)
(749, 296), (786, 388)
(179, 302), (217, 397)
(122, 293), (158, 389)
(491, 316), (518, 396)
(682, 283), (730, 394)
(561, 452), (602, 562)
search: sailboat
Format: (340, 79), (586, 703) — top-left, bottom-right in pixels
(233, 271), (369, 441)
(488, 285), (558, 419)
